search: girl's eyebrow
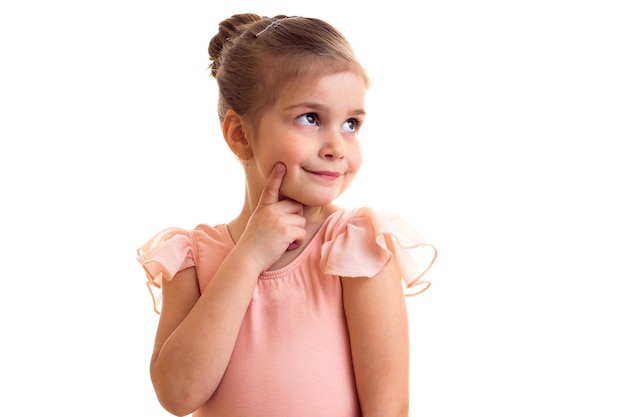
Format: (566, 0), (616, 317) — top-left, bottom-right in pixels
(283, 102), (324, 111)
(284, 102), (367, 116)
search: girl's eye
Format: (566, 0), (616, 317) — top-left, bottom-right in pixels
(295, 113), (318, 126)
(342, 118), (361, 133)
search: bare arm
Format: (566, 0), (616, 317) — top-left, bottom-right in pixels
(150, 252), (263, 415)
(341, 243), (410, 417)
(149, 164), (305, 416)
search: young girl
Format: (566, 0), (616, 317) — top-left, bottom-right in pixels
(137, 13), (437, 417)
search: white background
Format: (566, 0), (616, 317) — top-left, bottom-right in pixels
(1, 0), (624, 415)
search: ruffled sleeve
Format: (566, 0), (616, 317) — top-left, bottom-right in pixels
(320, 207), (437, 296)
(136, 227), (196, 313)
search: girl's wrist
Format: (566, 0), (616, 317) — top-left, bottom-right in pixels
(227, 243), (269, 277)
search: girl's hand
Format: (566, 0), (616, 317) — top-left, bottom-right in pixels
(238, 163), (306, 272)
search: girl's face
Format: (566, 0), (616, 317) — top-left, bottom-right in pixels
(247, 71), (367, 208)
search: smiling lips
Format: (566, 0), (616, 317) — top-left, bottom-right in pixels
(303, 168), (342, 181)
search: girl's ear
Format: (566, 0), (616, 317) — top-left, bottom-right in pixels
(222, 110), (253, 161)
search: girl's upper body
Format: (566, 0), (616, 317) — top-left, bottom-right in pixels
(136, 13), (437, 417)
(138, 207), (436, 416)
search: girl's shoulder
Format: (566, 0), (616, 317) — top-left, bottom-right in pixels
(136, 222), (233, 313)
(320, 207), (438, 295)
(322, 206), (430, 244)
(137, 223), (232, 275)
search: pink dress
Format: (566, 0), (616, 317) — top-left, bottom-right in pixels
(137, 207), (437, 417)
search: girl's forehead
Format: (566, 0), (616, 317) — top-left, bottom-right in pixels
(268, 72), (367, 116)
(277, 71), (367, 96)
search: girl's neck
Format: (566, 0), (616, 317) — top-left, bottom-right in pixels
(227, 203), (338, 247)
(302, 204), (338, 223)
(226, 202), (339, 271)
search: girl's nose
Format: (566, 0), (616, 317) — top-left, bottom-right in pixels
(320, 130), (345, 160)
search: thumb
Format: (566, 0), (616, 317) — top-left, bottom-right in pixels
(258, 163), (286, 207)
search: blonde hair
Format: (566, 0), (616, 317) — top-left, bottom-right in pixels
(208, 14), (369, 125)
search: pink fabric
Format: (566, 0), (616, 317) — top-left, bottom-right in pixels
(136, 207), (437, 416)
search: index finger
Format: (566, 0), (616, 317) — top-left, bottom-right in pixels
(258, 163), (286, 207)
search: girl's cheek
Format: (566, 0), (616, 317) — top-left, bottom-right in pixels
(350, 148), (363, 172)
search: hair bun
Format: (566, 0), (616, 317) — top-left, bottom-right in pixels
(208, 13), (264, 77)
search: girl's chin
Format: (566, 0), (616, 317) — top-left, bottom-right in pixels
(284, 195), (337, 208)
(281, 184), (347, 208)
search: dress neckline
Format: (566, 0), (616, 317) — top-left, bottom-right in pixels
(217, 208), (348, 279)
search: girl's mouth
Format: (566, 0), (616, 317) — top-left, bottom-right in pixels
(303, 168), (341, 180)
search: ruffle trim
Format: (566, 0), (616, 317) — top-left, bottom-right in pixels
(321, 207), (437, 296)
(137, 208), (437, 314)
(136, 227), (195, 314)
